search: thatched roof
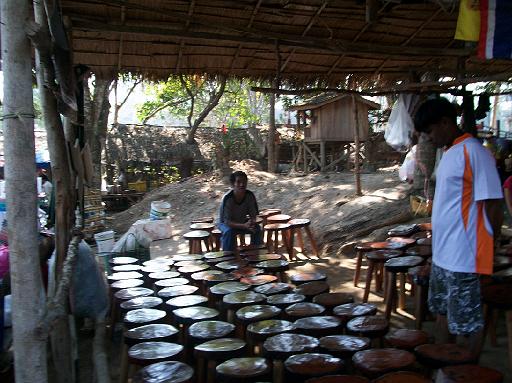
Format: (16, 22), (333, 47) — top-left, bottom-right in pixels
(61, 0), (512, 87)
(289, 93), (380, 110)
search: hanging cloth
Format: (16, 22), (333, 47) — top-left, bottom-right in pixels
(478, 0), (512, 59)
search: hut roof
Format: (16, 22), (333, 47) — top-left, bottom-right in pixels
(60, 0), (512, 87)
(289, 93), (380, 110)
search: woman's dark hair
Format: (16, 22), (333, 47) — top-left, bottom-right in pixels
(414, 97), (457, 133)
(230, 171), (248, 184)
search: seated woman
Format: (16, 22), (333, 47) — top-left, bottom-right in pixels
(218, 171), (262, 252)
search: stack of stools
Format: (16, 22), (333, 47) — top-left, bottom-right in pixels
(183, 230), (211, 254)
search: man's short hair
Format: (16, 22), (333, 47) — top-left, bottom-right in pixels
(230, 171), (248, 184)
(414, 97), (457, 133)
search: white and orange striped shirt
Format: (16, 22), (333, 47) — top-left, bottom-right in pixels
(432, 133), (503, 275)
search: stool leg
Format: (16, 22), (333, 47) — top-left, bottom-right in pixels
(353, 251), (363, 287)
(385, 271), (396, 320)
(119, 343), (129, 383)
(273, 231), (279, 253)
(282, 229), (293, 260)
(398, 273), (406, 310)
(297, 229), (306, 255)
(188, 239), (193, 254)
(363, 260), (374, 303)
(375, 263), (383, 292)
(288, 228), (296, 260)
(305, 226), (320, 257)
(415, 284), (427, 330)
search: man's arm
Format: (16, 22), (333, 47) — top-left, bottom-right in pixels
(485, 198), (504, 239)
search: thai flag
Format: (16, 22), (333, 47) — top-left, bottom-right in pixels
(478, 0), (512, 59)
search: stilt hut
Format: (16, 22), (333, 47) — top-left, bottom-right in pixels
(289, 93), (380, 172)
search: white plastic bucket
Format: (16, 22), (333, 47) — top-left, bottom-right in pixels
(150, 201), (171, 220)
(94, 230), (115, 253)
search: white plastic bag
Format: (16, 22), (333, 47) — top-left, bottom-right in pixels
(385, 97), (414, 151)
(399, 145), (417, 182)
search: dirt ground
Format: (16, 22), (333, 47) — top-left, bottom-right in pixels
(107, 160), (511, 381)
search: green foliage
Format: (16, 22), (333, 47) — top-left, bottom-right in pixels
(136, 75), (270, 128)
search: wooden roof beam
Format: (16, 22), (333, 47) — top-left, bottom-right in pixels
(280, 0), (329, 73)
(71, 17), (475, 58)
(230, 0), (262, 70)
(175, 0), (195, 73)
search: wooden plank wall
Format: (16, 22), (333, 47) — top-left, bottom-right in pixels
(310, 99), (369, 141)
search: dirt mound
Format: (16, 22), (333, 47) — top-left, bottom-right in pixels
(108, 160), (413, 254)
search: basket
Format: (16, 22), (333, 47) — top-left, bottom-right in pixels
(128, 181), (147, 192)
(410, 195), (432, 217)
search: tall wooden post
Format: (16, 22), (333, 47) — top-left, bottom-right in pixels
(352, 96), (362, 196)
(320, 141), (326, 172)
(1, 1), (48, 381)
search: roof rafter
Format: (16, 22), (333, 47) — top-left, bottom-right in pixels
(175, 0), (196, 73)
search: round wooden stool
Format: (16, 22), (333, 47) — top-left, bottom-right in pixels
(128, 341), (183, 367)
(192, 216), (215, 224)
(346, 316), (389, 343)
(147, 271), (181, 289)
(113, 264), (143, 272)
(216, 357), (272, 382)
(178, 264), (211, 280)
(255, 259), (290, 282)
(210, 228), (222, 251)
(284, 353), (344, 381)
(240, 274), (278, 286)
(110, 256), (140, 267)
(387, 224), (418, 237)
(285, 302), (326, 319)
(254, 282), (294, 295)
(372, 371), (430, 382)
(362, 249), (402, 303)
(183, 230), (211, 254)
(405, 245), (431, 259)
(414, 343), (475, 369)
(384, 328), (429, 351)
(109, 271), (145, 283)
(143, 258), (175, 268)
(436, 364), (503, 383)
(121, 297), (163, 312)
(195, 338), (247, 383)
(115, 287), (154, 301)
(209, 281), (251, 312)
(204, 251), (234, 260)
(124, 323), (179, 347)
(132, 360), (194, 383)
(173, 306), (220, 345)
(172, 254), (204, 261)
(245, 253), (284, 263)
(332, 303), (377, 323)
(294, 316), (343, 337)
(157, 285), (199, 299)
(319, 335), (370, 359)
(267, 293), (306, 308)
(188, 320), (236, 343)
(124, 308), (167, 329)
(247, 319), (296, 355)
(165, 295), (208, 315)
(204, 256), (238, 267)
(352, 348), (415, 378)
(154, 277), (190, 291)
(288, 218), (320, 259)
(111, 278), (144, 291)
(305, 376), (369, 383)
(353, 241), (407, 287)
(267, 214), (291, 224)
(384, 255), (424, 319)
(175, 259), (206, 268)
(294, 281), (330, 300)
(223, 291), (267, 323)
(190, 222), (215, 231)
(264, 223), (293, 256)
(313, 293), (354, 314)
(289, 271), (327, 285)
(215, 260), (249, 272)
(229, 267), (263, 280)
(263, 333), (319, 360)
(235, 304), (282, 340)
(140, 265), (172, 276)
(204, 273), (239, 289)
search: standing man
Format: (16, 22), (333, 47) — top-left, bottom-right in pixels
(218, 171), (262, 252)
(414, 98), (503, 359)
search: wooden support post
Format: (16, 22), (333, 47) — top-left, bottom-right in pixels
(303, 142), (308, 174)
(320, 141), (326, 172)
(366, 0), (378, 23)
(1, 1), (48, 381)
(352, 96), (362, 196)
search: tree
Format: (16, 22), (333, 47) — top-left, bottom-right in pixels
(137, 75), (228, 177)
(2, 1), (48, 381)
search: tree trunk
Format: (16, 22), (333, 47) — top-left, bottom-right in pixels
(267, 92), (277, 173)
(33, 2), (77, 382)
(1, 1), (48, 381)
(85, 75), (114, 189)
(352, 96), (362, 196)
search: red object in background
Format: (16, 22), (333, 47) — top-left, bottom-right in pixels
(221, 124), (227, 134)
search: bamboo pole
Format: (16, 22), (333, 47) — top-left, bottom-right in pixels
(352, 96), (362, 196)
(1, 1), (48, 381)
